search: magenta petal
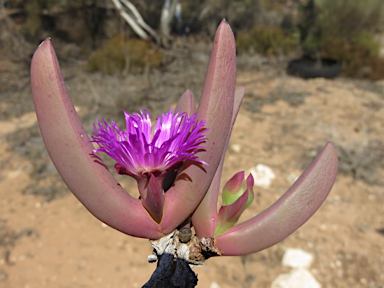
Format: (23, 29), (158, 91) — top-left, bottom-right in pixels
(191, 86), (246, 238)
(92, 109), (207, 176)
(176, 89), (196, 116)
(215, 142), (338, 256)
(141, 174), (165, 223)
(31, 39), (162, 239)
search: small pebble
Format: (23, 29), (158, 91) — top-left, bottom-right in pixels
(282, 248), (314, 269)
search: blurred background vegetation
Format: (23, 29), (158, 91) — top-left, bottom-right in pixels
(1, 0), (384, 79)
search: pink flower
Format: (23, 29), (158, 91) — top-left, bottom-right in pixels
(91, 109), (207, 178)
(90, 109), (208, 223)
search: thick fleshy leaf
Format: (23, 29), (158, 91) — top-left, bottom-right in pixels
(215, 173), (254, 236)
(176, 89), (195, 116)
(214, 187), (250, 236)
(191, 86), (245, 237)
(160, 20), (237, 232)
(245, 174), (255, 208)
(141, 174), (165, 223)
(191, 158), (222, 236)
(222, 171), (246, 206)
(215, 142), (338, 255)
(31, 39), (163, 239)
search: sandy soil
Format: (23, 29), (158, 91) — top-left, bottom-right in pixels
(0, 46), (384, 288)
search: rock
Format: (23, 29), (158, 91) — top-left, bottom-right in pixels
(271, 268), (321, 288)
(230, 144), (241, 153)
(282, 248), (314, 269)
(248, 164), (276, 188)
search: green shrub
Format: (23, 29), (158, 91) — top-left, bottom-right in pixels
(351, 31), (380, 56)
(87, 36), (163, 75)
(315, 0), (384, 38)
(236, 25), (299, 56)
(299, 0), (384, 53)
(297, 0), (384, 80)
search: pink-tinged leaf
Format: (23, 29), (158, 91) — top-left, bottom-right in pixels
(245, 174), (255, 208)
(223, 171), (244, 191)
(191, 86), (245, 237)
(214, 188), (249, 236)
(222, 171), (246, 206)
(191, 159), (222, 237)
(31, 39), (162, 239)
(161, 20), (237, 233)
(215, 142), (338, 256)
(141, 174), (165, 223)
(176, 89), (195, 116)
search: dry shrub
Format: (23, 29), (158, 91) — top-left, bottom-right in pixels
(321, 37), (384, 80)
(259, 0), (284, 12)
(87, 35), (163, 75)
(20, 0), (56, 40)
(236, 25), (298, 56)
(0, 11), (32, 61)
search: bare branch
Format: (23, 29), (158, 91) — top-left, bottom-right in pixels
(120, 0), (159, 43)
(160, 0), (179, 47)
(110, 0), (149, 40)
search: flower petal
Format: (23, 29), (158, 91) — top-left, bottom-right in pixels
(92, 109), (207, 176)
(141, 174), (165, 223)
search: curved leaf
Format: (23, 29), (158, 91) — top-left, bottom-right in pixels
(215, 142), (338, 255)
(176, 89), (196, 116)
(31, 39), (162, 239)
(161, 20), (237, 232)
(191, 86), (245, 237)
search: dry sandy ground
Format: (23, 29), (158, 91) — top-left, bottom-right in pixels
(0, 54), (384, 288)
